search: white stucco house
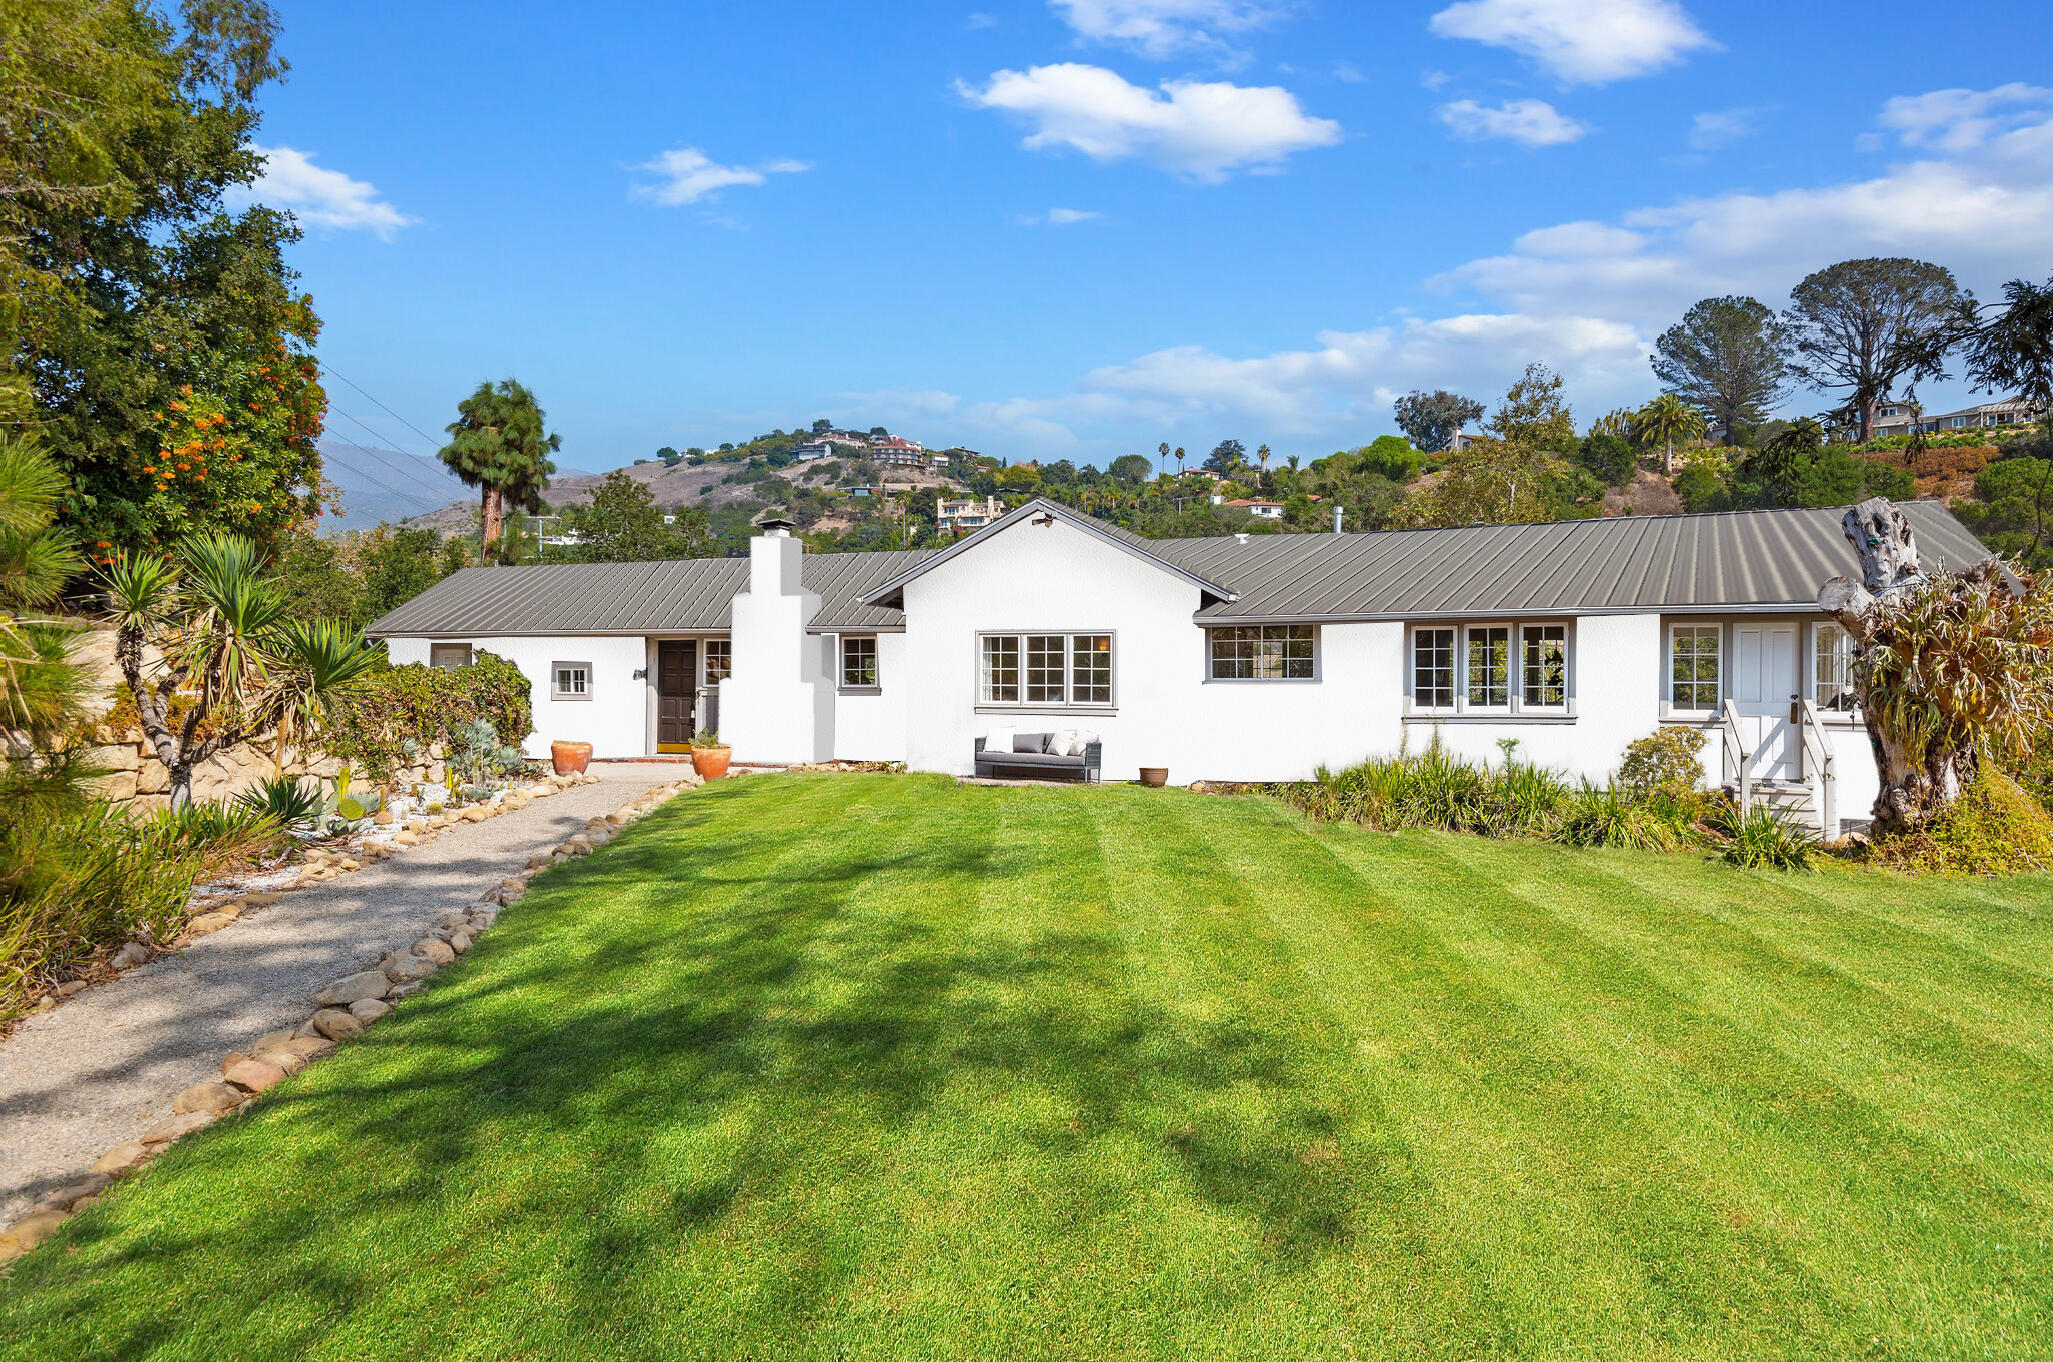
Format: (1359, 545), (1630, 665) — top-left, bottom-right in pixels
(367, 497), (1994, 834)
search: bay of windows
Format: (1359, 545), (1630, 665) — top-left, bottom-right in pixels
(1207, 625), (1316, 680)
(1412, 623), (1569, 714)
(980, 632), (1113, 707)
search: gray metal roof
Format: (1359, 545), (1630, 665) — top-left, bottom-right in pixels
(365, 549), (935, 637)
(1166, 500), (1990, 622)
(368, 501), (1992, 638)
(859, 498), (1238, 606)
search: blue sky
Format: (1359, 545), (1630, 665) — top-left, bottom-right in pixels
(251, 1), (2053, 487)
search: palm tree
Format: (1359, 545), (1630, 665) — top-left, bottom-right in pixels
(1174, 447), (1187, 478)
(1157, 441), (1171, 476)
(1636, 395), (1707, 474)
(1256, 443), (1272, 491)
(439, 378), (561, 558)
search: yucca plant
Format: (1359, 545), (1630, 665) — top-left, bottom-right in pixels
(0, 432), (89, 758)
(101, 532), (379, 808)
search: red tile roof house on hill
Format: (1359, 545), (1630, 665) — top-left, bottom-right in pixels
(367, 498), (1994, 834)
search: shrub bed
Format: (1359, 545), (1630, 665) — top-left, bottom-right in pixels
(319, 651), (532, 786)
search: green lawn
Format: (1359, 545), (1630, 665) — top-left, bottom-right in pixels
(5, 774), (2052, 1360)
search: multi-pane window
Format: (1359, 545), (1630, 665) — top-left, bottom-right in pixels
(703, 639), (732, 682)
(1207, 625), (1316, 680)
(1025, 634), (1066, 703)
(1669, 625), (1721, 710)
(1466, 626), (1511, 708)
(980, 633), (1113, 706)
(1071, 634), (1113, 703)
(1413, 622), (1572, 714)
(429, 643), (473, 669)
(840, 635), (879, 690)
(981, 635), (1021, 703)
(1522, 625), (1567, 708)
(551, 662), (591, 700)
(1413, 627), (1456, 710)
(1814, 623), (1855, 710)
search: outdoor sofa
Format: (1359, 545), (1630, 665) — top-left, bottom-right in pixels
(973, 732), (1102, 783)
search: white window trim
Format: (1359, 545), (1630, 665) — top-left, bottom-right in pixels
(551, 660), (593, 701)
(1404, 620), (1577, 721)
(975, 631), (1117, 713)
(1661, 621), (1724, 720)
(1203, 624), (1321, 683)
(1807, 620), (1863, 722)
(839, 634), (881, 693)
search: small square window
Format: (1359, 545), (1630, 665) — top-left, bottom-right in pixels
(552, 662), (592, 700)
(704, 639), (732, 682)
(429, 643), (473, 669)
(840, 635), (879, 690)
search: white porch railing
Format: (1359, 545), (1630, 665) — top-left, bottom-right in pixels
(1797, 698), (1837, 837)
(1721, 699), (1751, 816)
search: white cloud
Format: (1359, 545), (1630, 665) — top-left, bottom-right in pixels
(1438, 98), (1589, 146)
(965, 11), (999, 28)
(235, 146), (413, 236)
(1688, 105), (1765, 150)
(630, 147), (810, 206)
(1877, 82), (2052, 152)
(1051, 0), (1286, 61)
(1443, 92), (2053, 326)
(936, 85), (2053, 460)
(1429, 0), (1714, 84)
(958, 63), (1341, 181)
(1018, 206), (1105, 226)
(1333, 61), (1364, 84)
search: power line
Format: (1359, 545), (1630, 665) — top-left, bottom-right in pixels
(321, 404), (467, 506)
(316, 360), (446, 453)
(318, 439), (454, 517)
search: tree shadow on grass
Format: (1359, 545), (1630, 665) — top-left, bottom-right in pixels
(2, 779), (1384, 1359)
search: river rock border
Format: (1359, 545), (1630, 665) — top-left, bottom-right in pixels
(0, 774), (704, 1267)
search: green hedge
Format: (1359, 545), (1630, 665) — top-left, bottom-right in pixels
(320, 651), (532, 784)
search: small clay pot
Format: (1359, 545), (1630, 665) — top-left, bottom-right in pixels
(692, 746), (732, 780)
(551, 740), (593, 776)
(1138, 767), (1168, 788)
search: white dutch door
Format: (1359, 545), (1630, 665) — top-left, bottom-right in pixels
(1731, 624), (1800, 779)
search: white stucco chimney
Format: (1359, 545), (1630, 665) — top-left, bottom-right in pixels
(720, 519), (835, 763)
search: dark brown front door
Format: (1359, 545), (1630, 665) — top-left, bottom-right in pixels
(656, 640), (697, 750)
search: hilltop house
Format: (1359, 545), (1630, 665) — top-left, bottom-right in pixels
(936, 494), (1005, 534)
(367, 498), (1992, 833)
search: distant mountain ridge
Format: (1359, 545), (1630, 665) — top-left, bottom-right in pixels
(317, 440), (599, 534)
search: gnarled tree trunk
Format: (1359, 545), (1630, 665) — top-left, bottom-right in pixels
(1819, 497), (1934, 836)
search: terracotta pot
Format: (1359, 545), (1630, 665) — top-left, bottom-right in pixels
(692, 746), (732, 780)
(1138, 766), (1169, 788)
(550, 740), (593, 776)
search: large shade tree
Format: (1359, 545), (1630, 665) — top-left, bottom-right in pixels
(438, 379), (559, 559)
(7, 0), (326, 555)
(1651, 296), (1791, 445)
(1782, 258), (1971, 441)
(1392, 389), (1485, 453)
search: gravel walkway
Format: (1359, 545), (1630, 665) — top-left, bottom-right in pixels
(0, 763), (682, 1227)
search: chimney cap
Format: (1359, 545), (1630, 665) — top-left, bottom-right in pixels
(755, 517), (797, 534)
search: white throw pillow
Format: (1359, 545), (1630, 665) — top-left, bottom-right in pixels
(1013, 730), (1041, 754)
(1077, 731), (1100, 748)
(985, 725), (1014, 756)
(1048, 728), (1080, 757)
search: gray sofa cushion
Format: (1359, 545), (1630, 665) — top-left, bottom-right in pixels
(978, 749), (1085, 768)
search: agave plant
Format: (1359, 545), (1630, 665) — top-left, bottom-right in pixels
(233, 774), (325, 833)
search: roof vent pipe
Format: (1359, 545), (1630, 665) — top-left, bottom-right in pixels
(1234, 532), (1250, 545)
(1332, 506), (1344, 534)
